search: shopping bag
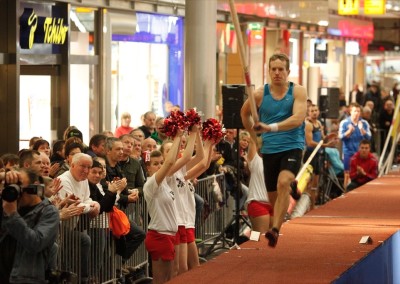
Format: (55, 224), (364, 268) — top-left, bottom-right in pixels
(109, 206), (130, 238)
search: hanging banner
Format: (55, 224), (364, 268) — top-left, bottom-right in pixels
(338, 0), (360, 15)
(364, 0), (386, 15)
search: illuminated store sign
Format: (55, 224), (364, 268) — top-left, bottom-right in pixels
(338, 0), (360, 15)
(19, 8), (69, 49)
(364, 0), (386, 15)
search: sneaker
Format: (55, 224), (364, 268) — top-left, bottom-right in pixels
(265, 228), (279, 247)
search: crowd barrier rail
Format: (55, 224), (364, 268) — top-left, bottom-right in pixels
(56, 173), (227, 283)
(57, 197), (149, 283)
(194, 173), (230, 258)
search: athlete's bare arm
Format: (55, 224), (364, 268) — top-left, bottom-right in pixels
(241, 86), (264, 132)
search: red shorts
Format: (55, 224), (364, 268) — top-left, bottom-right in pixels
(145, 230), (176, 261)
(185, 228), (195, 243)
(247, 201), (273, 217)
(174, 226), (188, 245)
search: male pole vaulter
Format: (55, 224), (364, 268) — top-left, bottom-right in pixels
(241, 53), (307, 247)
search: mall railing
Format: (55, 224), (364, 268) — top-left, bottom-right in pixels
(194, 173), (229, 258)
(56, 174), (228, 283)
(57, 197), (149, 284)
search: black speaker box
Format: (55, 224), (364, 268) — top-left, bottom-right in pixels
(318, 87), (340, 119)
(222, 85), (248, 129)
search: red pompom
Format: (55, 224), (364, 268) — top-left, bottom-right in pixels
(184, 109), (202, 131)
(164, 110), (186, 138)
(202, 118), (224, 143)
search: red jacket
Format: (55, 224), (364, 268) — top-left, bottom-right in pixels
(349, 152), (378, 185)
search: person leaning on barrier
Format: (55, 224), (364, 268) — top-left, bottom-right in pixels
(103, 138), (146, 265)
(104, 137), (137, 206)
(0, 168), (59, 284)
(57, 153), (100, 283)
(87, 159), (120, 281)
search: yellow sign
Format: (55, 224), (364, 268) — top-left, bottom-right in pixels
(338, 0), (359, 15)
(20, 8), (68, 49)
(364, 0), (386, 15)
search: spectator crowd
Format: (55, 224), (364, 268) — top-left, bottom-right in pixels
(0, 79), (398, 283)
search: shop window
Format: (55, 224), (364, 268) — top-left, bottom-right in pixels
(70, 7), (96, 56)
(19, 76), (51, 149)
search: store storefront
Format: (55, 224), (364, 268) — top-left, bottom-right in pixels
(110, 12), (184, 129)
(0, 0), (183, 151)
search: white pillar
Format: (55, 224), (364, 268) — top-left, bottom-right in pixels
(184, 0), (217, 118)
(307, 66), (321, 104)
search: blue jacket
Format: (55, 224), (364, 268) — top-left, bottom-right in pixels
(339, 117), (371, 157)
(1, 198), (59, 283)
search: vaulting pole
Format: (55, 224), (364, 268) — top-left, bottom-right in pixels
(228, 0), (259, 123)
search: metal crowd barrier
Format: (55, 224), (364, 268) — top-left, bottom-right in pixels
(57, 195), (149, 284)
(194, 173), (229, 257)
(56, 174), (228, 283)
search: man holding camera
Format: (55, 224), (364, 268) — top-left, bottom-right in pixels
(0, 169), (59, 283)
(18, 149), (44, 176)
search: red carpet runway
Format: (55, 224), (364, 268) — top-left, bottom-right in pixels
(169, 175), (400, 284)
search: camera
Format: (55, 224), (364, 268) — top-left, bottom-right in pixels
(1, 183), (45, 202)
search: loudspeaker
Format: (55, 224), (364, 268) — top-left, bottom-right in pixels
(222, 85), (248, 129)
(318, 87), (339, 119)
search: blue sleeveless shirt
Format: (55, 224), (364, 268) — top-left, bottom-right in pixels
(306, 123), (322, 152)
(259, 82), (305, 154)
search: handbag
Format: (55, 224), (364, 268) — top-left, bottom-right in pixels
(109, 206), (130, 238)
(211, 175), (223, 204)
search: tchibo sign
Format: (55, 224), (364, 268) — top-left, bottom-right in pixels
(20, 8), (69, 49)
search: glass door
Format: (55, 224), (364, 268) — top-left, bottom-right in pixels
(19, 75), (52, 150)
